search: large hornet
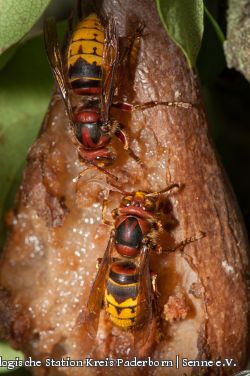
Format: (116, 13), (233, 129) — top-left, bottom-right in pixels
(80, 182), (205, 345)
(44, 11), (195, 182)
(44, 12), (142, 181)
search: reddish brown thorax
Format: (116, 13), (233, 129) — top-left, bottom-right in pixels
(113, 191), (157, 258)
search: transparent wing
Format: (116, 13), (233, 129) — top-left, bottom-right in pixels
(44, 17), (74, 124)
(100, 18), (119, 123)
(138, 246), (154, 323)
(133, 246), (156, 349)
(77, 233), (114, 339)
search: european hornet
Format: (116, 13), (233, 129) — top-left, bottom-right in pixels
(80, 182), (205, 345)
(44, 12), (142, 182)
(44, 12), (195, 183)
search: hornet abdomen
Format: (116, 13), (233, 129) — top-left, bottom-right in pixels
(67, 13), (104, 95)
(105, 261), (141, 329)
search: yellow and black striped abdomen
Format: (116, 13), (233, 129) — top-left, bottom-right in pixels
(104, 261), (141, 329)
(67, 13), (104, 94)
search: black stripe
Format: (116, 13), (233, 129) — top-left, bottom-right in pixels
(71, 38), (103, 44)
(70, 52), (103, 58)
(68, 58), (102, 79)
(71, 79), (101, 89)
(107, 304), (138, 323)
(107, 299), (138, 312)
(107, 280), (138, 303)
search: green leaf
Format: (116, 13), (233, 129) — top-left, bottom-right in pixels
(0, 32), (53, 247)
(0, 343), (24, 373)
(204, 5), (225, 43)
(0, 0), (51, 54)
(156, 0), (204, 67)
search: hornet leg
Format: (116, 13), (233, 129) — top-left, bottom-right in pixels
(156, 231), (206, 254)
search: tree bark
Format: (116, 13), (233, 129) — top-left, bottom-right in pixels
(0, 1), (249, 375)
(224, 0), (250, 83)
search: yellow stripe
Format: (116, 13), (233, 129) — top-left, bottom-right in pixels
(68, 54), (103, 67)
(104, 286), (141, 329)
(71, 77), (101, 82)
(72, 29), (104, 43)
(70, 40), (103, 58)
(110, 316), (134, 328)
(106, 304), (137, 320)
(106, 293), (138, 308)
(78, 14), (103, 29)
(67, 13), (104, 71)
